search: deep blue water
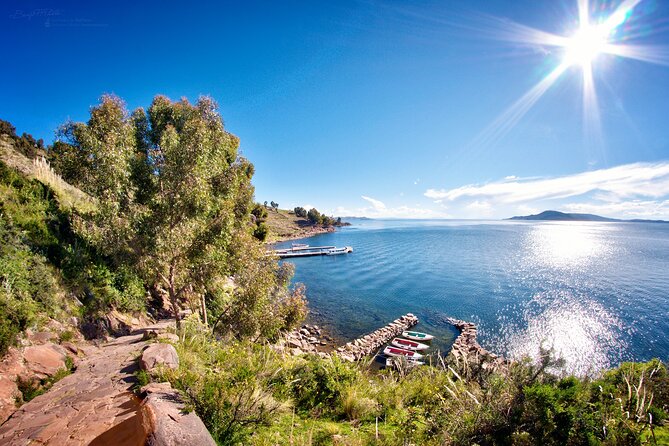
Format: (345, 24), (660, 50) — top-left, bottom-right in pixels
(275, 219), (669, 375)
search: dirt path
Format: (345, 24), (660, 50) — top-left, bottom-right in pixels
(0, 320), (174, 445)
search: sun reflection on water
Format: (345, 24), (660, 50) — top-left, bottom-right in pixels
(493, 223), (627, 376)
(525, 223), (615, 269)
(502, 291), (627, 376)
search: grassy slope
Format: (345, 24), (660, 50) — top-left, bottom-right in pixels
(0, 135), (95, 213)
(264, 209), (331, 242)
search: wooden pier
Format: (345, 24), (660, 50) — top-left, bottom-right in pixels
(270, 245), (352, 258)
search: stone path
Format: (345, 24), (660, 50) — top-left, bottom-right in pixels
(0, 321), (174, 445)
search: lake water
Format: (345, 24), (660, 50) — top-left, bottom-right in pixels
(275, 219), (669, 375)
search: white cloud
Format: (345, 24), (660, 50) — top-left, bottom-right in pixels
(360, 195), (386, 211)
(425, 162), (669, 204)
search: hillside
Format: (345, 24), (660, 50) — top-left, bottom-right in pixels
(264, 208), (335, 242)
(509, 209), (669, 223)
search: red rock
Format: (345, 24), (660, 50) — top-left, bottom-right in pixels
(140, 344), (179, 372)
(23, 344), (67, 378)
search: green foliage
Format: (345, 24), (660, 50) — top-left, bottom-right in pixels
(253, 222), (269, 242)
(307, 207), (321, 224)
(293, 206), (307, 218)
(0, 119), (46, 159)
(159, 320), (669, 446)
(135, 369), (150, 388)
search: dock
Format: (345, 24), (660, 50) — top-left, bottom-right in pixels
(335, 314), (419, 361)
(270, 245), (352, 258)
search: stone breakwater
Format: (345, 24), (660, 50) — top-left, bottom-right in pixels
(446, 317), (506, 371)
(335, 314), (419, 362)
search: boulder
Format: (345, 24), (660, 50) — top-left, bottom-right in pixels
(141, 383), (216, 446)
(0, 375), (20, 424)
(140, 344), (179, 372)
(23, 343), (67, 378)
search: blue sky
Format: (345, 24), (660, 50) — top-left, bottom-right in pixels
(2, 0), (669, 219)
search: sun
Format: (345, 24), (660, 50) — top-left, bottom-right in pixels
(564, 24), (608, 67)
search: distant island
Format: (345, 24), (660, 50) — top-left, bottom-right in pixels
(508, 210), (668, 224)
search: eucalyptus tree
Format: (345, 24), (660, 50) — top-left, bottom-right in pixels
(51, 94), (305, 335)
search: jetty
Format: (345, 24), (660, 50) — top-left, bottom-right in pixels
(445, 317), (506, 372)
(270, 245), (353, 258)
(335, 313), (419, 361)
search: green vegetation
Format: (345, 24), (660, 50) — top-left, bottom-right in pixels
(2, 100), (667, 445)
(155, 316), (668, 445)
(1, 96), (306, 350)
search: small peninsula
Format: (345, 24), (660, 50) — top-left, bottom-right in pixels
(509, 209), (669, 223)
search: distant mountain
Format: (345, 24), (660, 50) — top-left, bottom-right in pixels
(508, 210), (668, 224)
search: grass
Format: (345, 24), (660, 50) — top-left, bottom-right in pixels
(0, 135), (95, 213)
(264, 208), (328, 242)
(158, 316), (669, 446)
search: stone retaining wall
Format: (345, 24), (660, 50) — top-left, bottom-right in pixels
(335, 314), (419, 361)
(446, 317), (506, 371)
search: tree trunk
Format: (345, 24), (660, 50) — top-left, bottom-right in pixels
(200, 294), (208, 326)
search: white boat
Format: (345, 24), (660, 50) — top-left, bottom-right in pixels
(401, 331), (434, 342)
(385, 357), (424, 368)
(291, 243), (309, 250)
(383, 346), (423, 359)
(391, 337), (430, 351)
(326, 246), (353, 256)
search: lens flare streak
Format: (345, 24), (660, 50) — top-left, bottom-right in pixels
(469, 0), (668, 149)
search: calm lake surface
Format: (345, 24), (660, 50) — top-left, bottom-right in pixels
(275, 219), (669, 375)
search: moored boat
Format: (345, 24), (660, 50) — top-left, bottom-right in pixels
(385, 356), (424, 368)
(383, 346), (423, 359)
(391, 337), (429, 351)
(326, 246), (353, 255)
(401, 330), (434, 341)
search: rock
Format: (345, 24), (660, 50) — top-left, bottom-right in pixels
(60, 342), (79, 355)
(290, 348), (303, 356)
(307, 336), (318, 344)
(29, 331), (57, 344)
(140, 344), (179, 372)
(23, 344), (67, 378)
(287, 339), (302, 349)
(68, 317), (79, 327)
(0, 375), (20, 424)
(299, 328), (310, 337)
(141, 382), (216, 446)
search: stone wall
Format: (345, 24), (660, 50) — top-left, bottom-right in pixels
(335, 314), (419, 361)
(445, 317), (507, 372)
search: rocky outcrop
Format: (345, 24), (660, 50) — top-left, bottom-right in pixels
(140, 343), (179, 372)
(335, 314), (419, 361)
(446, 317), (507, 372)
(141, 382), (216, 446)
(274, 324), (337, 357)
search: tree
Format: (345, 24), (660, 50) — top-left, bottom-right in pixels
(294, 207), (307, 218)
(307, 208), (322, 224)
(50, 94), (301, 337)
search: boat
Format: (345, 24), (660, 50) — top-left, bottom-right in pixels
(383, 346), (423, 359)
(385, 357), (424, 368)
(401, 331), (434, 342)
(325, 246), (353, 256)
(391, 337), (430, 351)
(291, 243), (309, 250)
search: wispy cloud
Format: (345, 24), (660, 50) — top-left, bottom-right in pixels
(425, 162), (669, 203)
(361, 195), (387, 211)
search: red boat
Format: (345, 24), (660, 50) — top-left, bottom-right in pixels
(383, 346), (424, 359)
(391, 337), (430, 351)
